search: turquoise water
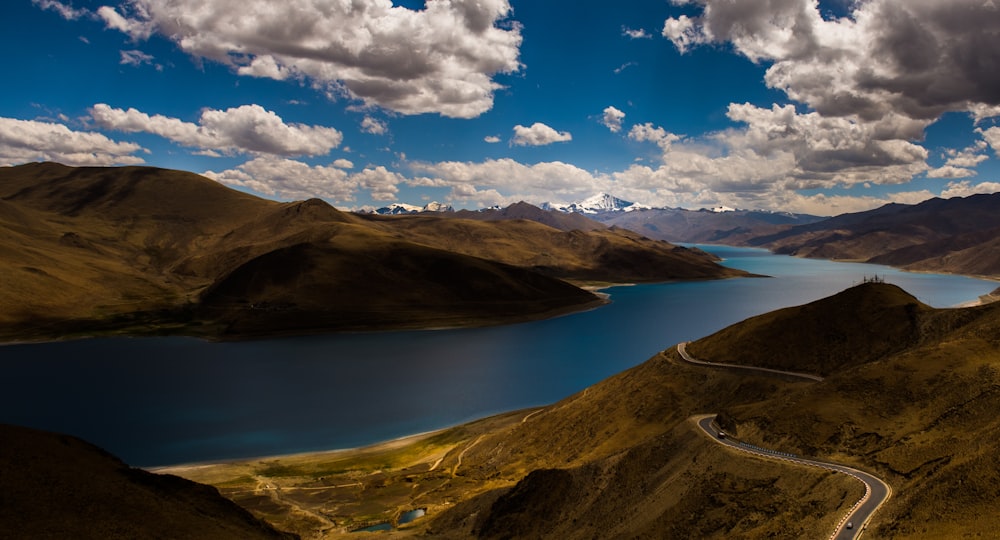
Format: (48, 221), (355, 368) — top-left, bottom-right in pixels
(0, 246), (994, 466)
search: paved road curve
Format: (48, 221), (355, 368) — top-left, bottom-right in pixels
(676, 343), (891, 539)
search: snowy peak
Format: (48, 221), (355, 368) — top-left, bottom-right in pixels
(546, 193), (638, 214)
(369, 201), (454, 215)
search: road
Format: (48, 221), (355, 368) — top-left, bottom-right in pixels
(676, 341), (824, 382)
(676, 343), (890, 539)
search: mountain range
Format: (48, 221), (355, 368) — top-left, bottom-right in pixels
(0, 163), (745, 342)
(373, 191), (1000, 279)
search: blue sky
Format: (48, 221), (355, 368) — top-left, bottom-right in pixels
(4, 0), (1000, 215)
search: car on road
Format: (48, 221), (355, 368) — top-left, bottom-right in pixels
(846, 521), (853, 529)
(717, 431), (727, 439)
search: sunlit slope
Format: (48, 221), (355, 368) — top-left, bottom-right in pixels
(422, 283), (1000, 538)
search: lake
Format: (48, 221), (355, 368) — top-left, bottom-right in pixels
(1, 246), (996, 466)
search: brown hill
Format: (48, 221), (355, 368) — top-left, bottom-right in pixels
(176, 282), (1000, 539)
(749, 193), (1000, 277)
(685, 282), (932, 376)
(0, 163), (744, 341)
(0, 424), (297, 540)
(199, 240), (599, 335)
(357, 213), (744, 283)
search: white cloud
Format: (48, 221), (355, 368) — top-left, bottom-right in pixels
(0, 116), (144, 167)
(332, 158), (354, 169)
(628, 123), (681, 151)
(601, 106), (626, 133)
(360, 116), (388, 136)
(511, 122), (572, 147)
(412, 158), (606, 206)
(613, 61), (637, 74)
(351, 166), (403, 201)
(204, 157), (356, 201)
(940, 180), (1000, 199)
(90, 103), (342, 156)
(929, 141), (989, 178)
(979, 126), (1000, 157)
(95, 0), (523, 118)
(32, 0), (88, 20)
(119, 49), (160, 70)
(622, 26), (650, 39)
(484, 135), (501, 143)
(96, 5), (153, 40)
(663, 0), (1000, 122)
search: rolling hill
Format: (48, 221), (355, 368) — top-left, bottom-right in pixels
(0, 163), (746, 341)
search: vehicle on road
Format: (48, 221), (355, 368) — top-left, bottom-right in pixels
(717, 431), (727, 439)
(846, 522), (853, 529)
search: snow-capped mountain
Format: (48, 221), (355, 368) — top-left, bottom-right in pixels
(368, 201), (454, 215)
(544, 193), (644, 214)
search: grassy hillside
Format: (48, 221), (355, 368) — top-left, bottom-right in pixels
(0, 163), (745, 341)
(171, 282), (1000, 539)
(0, 424), (297, 540)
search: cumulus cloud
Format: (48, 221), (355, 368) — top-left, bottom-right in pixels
(95, 0), (523, 118)
(511, 122), (572, 147)
(928, 141), (989, 178)
(90, 103), (342, 156)
(979, 126), (1000, 157)
(601, 106), (626, 133)
(940, 180), (1000, 199)
(484, 135), (501, 143)
(663, 0), (1000, 122)
(204, 157), (355, 201)
(0, 116), (144, 166)
(628, 122), (681, 151)
(360, 116), (388, 136)
(204, 157), (406, 201)
(351, 166), (403, 201)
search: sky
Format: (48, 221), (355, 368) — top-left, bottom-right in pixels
(3, 0), (1000, 215)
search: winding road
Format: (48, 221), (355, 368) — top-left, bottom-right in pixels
(677, 342), (891, 540)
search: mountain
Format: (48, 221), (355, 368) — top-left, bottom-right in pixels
(594, 206), (824, 244)
(539, 193), (823, 243)
(543, 193), (644, 213)
(0, 424), (297, 540)
(363, 201), (454, 214)
(747, 193), (1000, 277)
(0, 163), (745, 341)
(451, 201), (606, 231)
(178, 282), (1000, 538)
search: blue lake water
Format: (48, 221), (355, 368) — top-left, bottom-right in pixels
(1, 246), (995, 466)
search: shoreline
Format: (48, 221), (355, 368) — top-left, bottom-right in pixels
(148, 426), (452, 474)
